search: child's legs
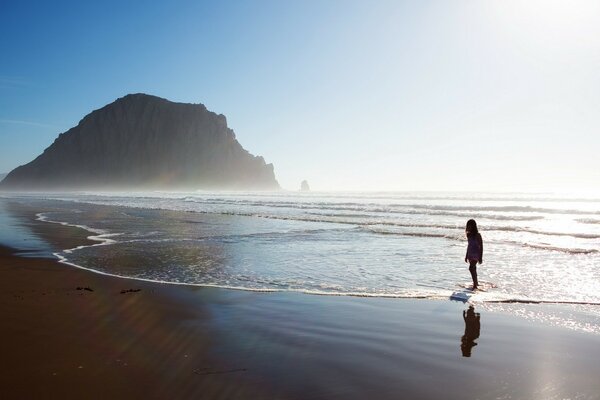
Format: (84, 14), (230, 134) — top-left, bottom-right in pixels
(468, 261), (478, 287)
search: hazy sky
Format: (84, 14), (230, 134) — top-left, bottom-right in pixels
(1, 0), (599, 192)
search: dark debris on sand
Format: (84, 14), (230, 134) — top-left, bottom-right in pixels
(120, 289), (141, 294)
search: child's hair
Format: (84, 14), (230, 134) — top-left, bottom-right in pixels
(466, 219), (478, 237)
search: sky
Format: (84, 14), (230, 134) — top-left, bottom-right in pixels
(1, 0), (599, 192)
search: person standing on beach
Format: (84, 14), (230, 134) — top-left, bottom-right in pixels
(464, 219), (483, 289)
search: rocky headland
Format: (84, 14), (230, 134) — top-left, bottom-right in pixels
(0, 94), (279, 190)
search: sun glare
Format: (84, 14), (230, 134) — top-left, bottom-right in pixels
(491, 0), (600, 41)
(494, 0), (598, 22)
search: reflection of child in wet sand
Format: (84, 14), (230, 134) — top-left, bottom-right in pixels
(464, 219), (483, 289)
(461, 306), (481, 357)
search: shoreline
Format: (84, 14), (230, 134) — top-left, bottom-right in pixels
(3, 244), (600, 399)
(2, 199), (600, 399)
(6, 199), (598, 305)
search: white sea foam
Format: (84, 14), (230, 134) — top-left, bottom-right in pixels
(41, 251), (600, 307)
(35, 212), (121, 255)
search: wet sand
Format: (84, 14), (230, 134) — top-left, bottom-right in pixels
(0, 245), (275, 399)
(1, 200), (600, 399)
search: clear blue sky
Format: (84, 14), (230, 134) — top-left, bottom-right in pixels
(1, 0), (599, 192)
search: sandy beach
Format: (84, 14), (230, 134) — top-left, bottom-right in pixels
(1, 200), (600, 399)
(3, 252), (600, 399)
(0, 245), (277, 399)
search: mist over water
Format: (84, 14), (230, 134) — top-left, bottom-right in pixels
(1, 190), (597, 308)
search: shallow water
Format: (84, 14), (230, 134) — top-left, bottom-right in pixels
(1, 191), (599, 331)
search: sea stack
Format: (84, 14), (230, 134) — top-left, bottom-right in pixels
(300, 180), (310, 191)
(0, 94), (280, 191)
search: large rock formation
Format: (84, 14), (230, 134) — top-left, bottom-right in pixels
(0, 94), (279, 190)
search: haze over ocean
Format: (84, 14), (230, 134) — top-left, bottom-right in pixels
(2, 0), (599, 192)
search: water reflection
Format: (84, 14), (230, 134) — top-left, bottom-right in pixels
(461, 306), (481, 357)
(0, 199), (55, 256)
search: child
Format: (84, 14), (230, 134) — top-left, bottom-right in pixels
(464, 219), (483, 289)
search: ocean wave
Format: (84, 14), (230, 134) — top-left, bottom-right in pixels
(521, 243), (598, 255)
(406, 204), (600, 215)
(306, 211), (377, 219)
(28, 195), (551, 223)
(157, 191), (600, 203)
(483, 298), (600, 305)
(34, 204), (598, 257)
(359, 221), (600, 239)
(389, 210), (545, 221)
(182, 196), (599, 215)
(197, 205), (546, 222)
(363, 226), (599, 254)
(362, 226), (459, 239)
(490, 225), (600, 239)
(576, 218), (600, 225)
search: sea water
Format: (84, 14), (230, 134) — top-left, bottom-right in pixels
(1, 191), (599, 330)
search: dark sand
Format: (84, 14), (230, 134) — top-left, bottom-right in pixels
(0, 245), (277, 399)
(1, 200), (600, 399)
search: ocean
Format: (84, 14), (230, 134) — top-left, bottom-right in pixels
(1, 191), (599, 331)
